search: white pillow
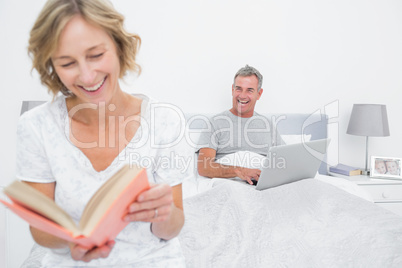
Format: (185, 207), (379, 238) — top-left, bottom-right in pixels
(281, 134), (312, 145)
(216, 151), (265, 169)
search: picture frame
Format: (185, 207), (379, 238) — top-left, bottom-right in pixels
(370, 156), (402, 179)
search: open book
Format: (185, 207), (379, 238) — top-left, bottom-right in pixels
(0, 164), (149, 248)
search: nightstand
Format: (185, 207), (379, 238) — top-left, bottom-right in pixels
(328, 172), (402, 217)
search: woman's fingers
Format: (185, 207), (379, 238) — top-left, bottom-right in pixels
(138, 183), (172, 202)
(125, 204), (172, 222)
(125, 184), (173, 222)
(70, 240), (115, 262)
(128, 191), (172, 212)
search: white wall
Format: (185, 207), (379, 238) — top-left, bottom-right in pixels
(1, 0), (402, 188)
(1, 0), (402, 265)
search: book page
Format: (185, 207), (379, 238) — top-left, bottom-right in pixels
(4, 181), (80, 235)
(79, 164), (146, 235)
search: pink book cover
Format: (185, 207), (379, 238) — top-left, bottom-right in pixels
(1, 168), (150, 249)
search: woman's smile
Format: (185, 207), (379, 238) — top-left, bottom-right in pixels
(79, 76), (107, 93)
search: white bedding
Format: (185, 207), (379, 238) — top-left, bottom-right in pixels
(179, 178), (402, 267)
(20, 148), (400, 267)
(183, 150), (373, 202)
(23, 177), (402, 267)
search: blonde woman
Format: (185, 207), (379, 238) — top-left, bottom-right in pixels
(18, 0), (189, 266)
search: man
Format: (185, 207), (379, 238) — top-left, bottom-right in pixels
(197, 65), (283, 184)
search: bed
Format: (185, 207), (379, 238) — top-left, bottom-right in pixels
(177, 112), (402, 267)
(14, 103), (402, 267)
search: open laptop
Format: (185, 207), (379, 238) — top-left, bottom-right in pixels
(254, 138), (330, 190)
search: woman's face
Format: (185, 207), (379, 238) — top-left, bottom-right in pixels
(52, 15), (121, 105)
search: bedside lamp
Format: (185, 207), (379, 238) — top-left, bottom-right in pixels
(347, 104), (390, 175)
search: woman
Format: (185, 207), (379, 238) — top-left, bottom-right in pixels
(18, 0), (190, 266)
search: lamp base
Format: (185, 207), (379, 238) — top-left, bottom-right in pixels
(361, 170), (370, 176)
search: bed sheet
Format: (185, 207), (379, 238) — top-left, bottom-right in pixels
(179, 178), (402, 267)
(20, 178), (402, 267)
(182, 149), (373, 202)
(183, 173), (374, 202)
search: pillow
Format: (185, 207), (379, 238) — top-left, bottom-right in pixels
(281, 134), (312, 145)
(216, 151), (265, 169)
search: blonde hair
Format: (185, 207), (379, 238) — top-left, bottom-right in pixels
(28, 0), (141, 97)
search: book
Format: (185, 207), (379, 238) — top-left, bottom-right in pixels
(0, 164), (149, 248)
(329, 163), (361, 176)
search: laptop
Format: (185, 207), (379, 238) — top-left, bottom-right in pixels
(254, 138), (330, 190)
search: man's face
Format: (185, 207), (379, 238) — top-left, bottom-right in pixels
(231, 75), (263, 118)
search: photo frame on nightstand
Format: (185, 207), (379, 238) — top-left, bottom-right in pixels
(370, 156), (402, 180)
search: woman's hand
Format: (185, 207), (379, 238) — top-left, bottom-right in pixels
(125, 183), (173, 223)
(69, 240), (115, 262)
(125, 183), (184, 240)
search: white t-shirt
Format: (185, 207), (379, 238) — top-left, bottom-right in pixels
(16, 94), (192, 267)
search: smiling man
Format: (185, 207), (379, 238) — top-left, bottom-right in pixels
(197, 65), (283, 184)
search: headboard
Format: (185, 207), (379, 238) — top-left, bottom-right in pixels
(272, 113), (328, 174)
(185, 112), (328, 174)
(20, 101), (46, 115)
(21, 101), (329, 175)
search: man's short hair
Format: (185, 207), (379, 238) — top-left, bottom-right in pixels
(234, 65), (263, 91)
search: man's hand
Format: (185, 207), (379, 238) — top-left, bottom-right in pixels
(198, 148), (262, 183)
(234, 167), (261, 185)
